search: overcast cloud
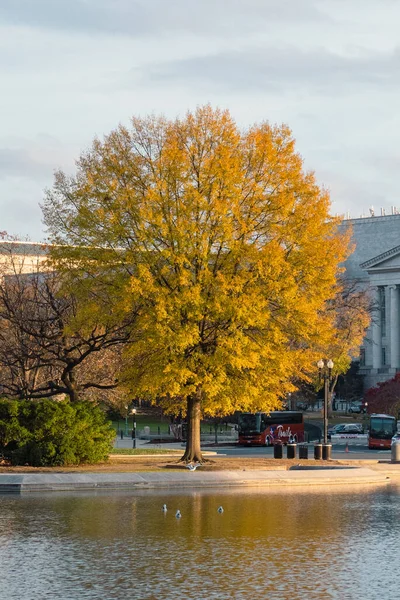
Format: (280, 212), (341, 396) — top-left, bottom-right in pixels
(1, 0), (400, 240)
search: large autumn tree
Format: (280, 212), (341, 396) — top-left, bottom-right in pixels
(43, 106), (351, 462)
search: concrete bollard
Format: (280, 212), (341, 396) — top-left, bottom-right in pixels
(391, 441), (400, 463)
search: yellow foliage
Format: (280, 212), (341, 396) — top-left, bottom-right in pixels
(44, 105), (355, 418)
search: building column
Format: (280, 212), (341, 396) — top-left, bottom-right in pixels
(371, 286), (381, 370)
(390, 285), (400, 370)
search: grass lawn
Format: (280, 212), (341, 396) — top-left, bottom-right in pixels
(112, 415), (171, 435)
(112, 415), (234, 435)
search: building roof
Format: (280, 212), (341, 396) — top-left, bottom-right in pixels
(0, 240), (49, 256)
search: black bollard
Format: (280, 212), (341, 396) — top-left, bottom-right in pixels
(314, 444), (323, 460)
(287, 444), (297, 459)
(322, 444), (332, 460)
(274, 444), (283, 459)
(299, 445), (308, 460)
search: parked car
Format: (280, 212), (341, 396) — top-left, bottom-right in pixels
(328, 424), (347, 437)
(343, 424), (364, 434)
(348, 401), (367, 414)
(328, 423), (363, 439)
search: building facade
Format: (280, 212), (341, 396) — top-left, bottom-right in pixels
(0, 240), (48, 276)
(341, 214), (400, 389)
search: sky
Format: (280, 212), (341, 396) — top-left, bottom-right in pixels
(1, 0), (400, 241)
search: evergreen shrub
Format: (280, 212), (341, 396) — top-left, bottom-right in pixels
(0, 399), (114, 466)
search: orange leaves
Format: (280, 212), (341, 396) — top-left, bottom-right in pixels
(44, 105), (355, 416)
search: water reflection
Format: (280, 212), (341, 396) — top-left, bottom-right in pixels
(0, 485), (398, 599)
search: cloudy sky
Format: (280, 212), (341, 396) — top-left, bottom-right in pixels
(1, 0), (400, 240)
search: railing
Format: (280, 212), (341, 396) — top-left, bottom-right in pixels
(135, 425), (238, 443)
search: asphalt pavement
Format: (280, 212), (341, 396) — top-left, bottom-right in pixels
(211, 444), (389, 460)
(114, 435), (388, 460)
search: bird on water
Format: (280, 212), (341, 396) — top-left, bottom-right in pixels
(176, 510), (182, 518)
(218, 506), (224, 513)
(162, 504), (167, 512)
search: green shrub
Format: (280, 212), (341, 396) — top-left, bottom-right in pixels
(0, 400), (31, 457)
(0, 399), (114, 466)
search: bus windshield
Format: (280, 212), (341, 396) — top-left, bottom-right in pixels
(238, 413), (262, 434)
(370, 416), (397, 439)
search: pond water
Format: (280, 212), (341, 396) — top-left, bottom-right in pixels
(1, 484), (399, 599)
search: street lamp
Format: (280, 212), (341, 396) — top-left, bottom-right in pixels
(317, 358), (334, 445)
(131, 408), (137, 449)
(124, 405), (129, 436)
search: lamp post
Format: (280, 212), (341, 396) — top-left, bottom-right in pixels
(131, 408), (137, 449)
(124, 405), (129, 436)
(317, 358), (334, 445)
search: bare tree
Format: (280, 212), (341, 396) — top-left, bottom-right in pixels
(0, 242), (135, 402)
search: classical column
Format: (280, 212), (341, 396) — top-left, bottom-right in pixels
(390, 285), (400, 370)
(371, 286), (381, 370)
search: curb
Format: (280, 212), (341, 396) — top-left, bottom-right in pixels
(110, 451), (219, 459)
(0, 467), (389, 494)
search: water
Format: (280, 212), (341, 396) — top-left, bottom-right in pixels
(1, 485), (400, 599)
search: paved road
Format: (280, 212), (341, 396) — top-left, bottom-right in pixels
(114, 436), (391, 460)
(211, 444), (390, 460)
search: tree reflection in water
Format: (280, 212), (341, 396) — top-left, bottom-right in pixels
(0, 484), (397, 599)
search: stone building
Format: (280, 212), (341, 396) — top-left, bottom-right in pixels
(0, 240), (49, 276)
(341, 213), (400, 389)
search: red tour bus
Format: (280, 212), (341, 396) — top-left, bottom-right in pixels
(368, 413), (397, 449)
(238, 411), (305, 446)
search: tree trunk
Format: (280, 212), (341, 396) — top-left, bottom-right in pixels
(327, 375), (338, 417)
(62, 371), (80, 403)
(180, 390), (203, 463)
